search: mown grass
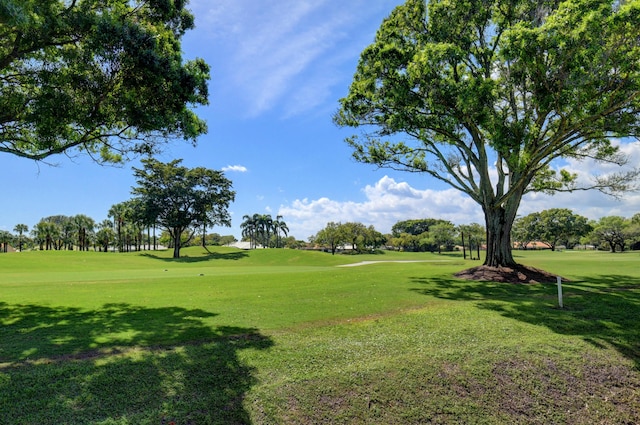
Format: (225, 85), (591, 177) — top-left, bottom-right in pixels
(0, 247), (638, 424)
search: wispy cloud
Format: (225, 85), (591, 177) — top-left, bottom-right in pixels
(222, 165), (248, 173)
(189, 0), (397, 117)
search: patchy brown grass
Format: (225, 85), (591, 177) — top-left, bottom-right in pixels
(263, 355), (640, 424)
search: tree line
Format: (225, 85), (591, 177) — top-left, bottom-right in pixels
(308, 210), (640, 256)
(513, 209), (640, 253)
(0, 159), (238, 258)
(0, 212), (236, 256)
(3, 207), (640, 256)
(310, 219), (484, 257)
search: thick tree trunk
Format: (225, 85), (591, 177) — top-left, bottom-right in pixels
(484, 206), (517, 267)
(171, 227), (182, 258)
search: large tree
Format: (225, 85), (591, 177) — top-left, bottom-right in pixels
(0, 0), (209, 162)
(313, 222), (346, 255)
(589, 215), (638, 252)
(132, 158), (235, 258)
(514, 208), (591, 250)
(429, 222), (457, 254)
(335, 0), (640, 271)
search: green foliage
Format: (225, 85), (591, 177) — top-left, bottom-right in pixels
(426, 222), (457, 253)
(30, 214), (97, 251)
(94, 223), (115, 252)
(195, 232), (237, 247)
(240, 214), (289, 248)
(313, 221), (345, 254)
(336, 0), (640, 267)
(587, 215), (640, 252)
(0, 229), (11, 252)
(131, 158), (235, 258)
(513, 208), (591, 250)
(391, 218), (451, 237)
(0, 0), (209, 162)
(313, 222), (386, 254)
(389, 218), (458, 252)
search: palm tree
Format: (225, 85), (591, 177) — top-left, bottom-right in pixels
(121, 200), (145, 251)
(0, 230), (12, 252)
(108, 203), (129, 252)
(32, 220), (61, 251)
(96, 220), (115, 252)
(241, 214), (257, 249)
(13, 224), (28, 251)
(40, 215), (71, 250)
(31, 222), (45, 250)
(273, 215), (289, 248)
(257, 214), (273, 248)
(73, 214), (95, 251)
(61, 218), (76, 250)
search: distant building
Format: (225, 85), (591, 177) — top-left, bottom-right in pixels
(226, 241), (262, 250)
(513, 241), (550, 250)
(0, 244), (16, 253)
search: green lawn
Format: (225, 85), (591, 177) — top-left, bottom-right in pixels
(1, 247), (638, 424)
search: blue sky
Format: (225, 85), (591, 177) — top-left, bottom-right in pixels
(1, 0), (639, 240)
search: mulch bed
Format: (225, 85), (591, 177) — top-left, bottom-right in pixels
(454, 264), (564, 284)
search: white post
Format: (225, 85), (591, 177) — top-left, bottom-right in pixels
(556, 276), (563, 308)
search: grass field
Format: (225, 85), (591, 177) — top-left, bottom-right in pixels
(0, 247), (639, 424)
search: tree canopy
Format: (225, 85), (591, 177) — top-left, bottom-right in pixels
(132, 158), (235, 258)
(391, 218), (451, 237)
(240, 214), (289, 249)
(335, 0), (640, 271)
(313, 222), (345, 255)
(0, 0), (209, 162)
(313, 222), (386, 254)
(587, 215), (640, 252)
(512, 208), (591, 250)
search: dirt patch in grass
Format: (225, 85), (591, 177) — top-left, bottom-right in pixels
(491, 357), (640, 424)
(266, 356), (640, 424)
(454, 264), (563, 284)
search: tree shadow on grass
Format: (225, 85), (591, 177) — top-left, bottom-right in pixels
(141, 249), (249, 263)
(0, 302), (272, 424)
(410, 275), (640, 369)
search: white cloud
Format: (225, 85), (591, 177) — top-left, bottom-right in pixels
(278, 175), (484, 240)
(222, 165), (248, 173)
(519, 139), (640, 220)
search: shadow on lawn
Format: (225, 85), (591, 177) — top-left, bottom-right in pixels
(411, 274), (640, 369)
(0, 302), (272, 424)
(142, 249), (249, 263)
